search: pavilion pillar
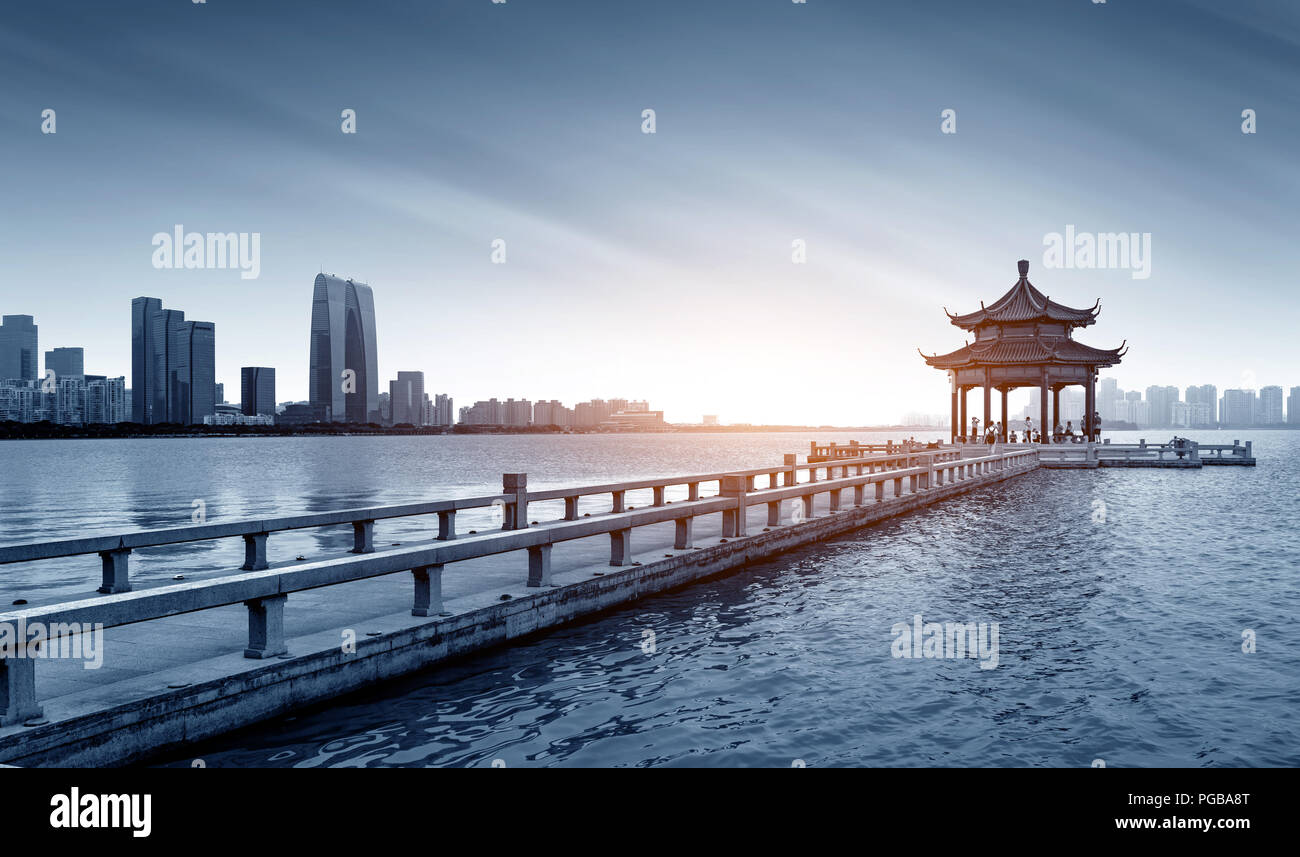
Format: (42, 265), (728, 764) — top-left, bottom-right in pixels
(982, 370), (991, 437)
(1052, 387), (1061, 433)
(999, 387), (1008, 441)
(1039, 371), (1048, 445)
(959, 387), (967, 442)
(1086, 370), (1096, 441)
(950, 376), (958, 444)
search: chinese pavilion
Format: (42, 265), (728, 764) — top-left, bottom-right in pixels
(920, 259), (1126, 443)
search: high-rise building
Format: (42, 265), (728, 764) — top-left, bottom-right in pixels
(1289, 388), (1300, 425)
(504, 398), (532, 426)
(85, 376), (128, 424)
(172, 319), (215, 424)
(433, 393), (453, 427)
(1097, 377), (1123, 422)
(216, 382), (225, 404)
(389, 371), (425, 425)
(0, 315), (38, 381)
(574, 399), (614, 426)
(241, 367), (277, 418)
(1144, 385), (1180, 428)
(533, 399), (572, 426)
(460, 398), (506, 425)
(132, 298), (216, 424)
(309, 274), (379, 423)
(45, 347), (84, 380)
(1258, 386), (1284, 425)
(131, 297), (161, 423)
(1219, 389), (1256, 426)
(1184, 384), (1217, 425)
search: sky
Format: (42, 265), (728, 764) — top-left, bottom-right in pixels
(2, 0), (1298, 425)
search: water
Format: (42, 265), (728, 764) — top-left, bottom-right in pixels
(3, 431), (1296, 766)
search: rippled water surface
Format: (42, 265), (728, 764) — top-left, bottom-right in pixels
(3, 431), (1296, 767)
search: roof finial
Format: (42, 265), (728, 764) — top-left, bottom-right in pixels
(1017, 259), (1029, 277)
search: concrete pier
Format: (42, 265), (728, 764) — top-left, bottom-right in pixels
(0, 446), (1038, 766)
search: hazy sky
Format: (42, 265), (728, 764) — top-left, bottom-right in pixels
(3, 0), (1297, 424)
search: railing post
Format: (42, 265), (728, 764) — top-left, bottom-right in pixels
(612, 490), (626, 513)
(720, 475), (748, 538)
(241, 532), (269, 571)
(437, 510), (457, 540)
(688, 482), (701, 501)
(243, 594), (287, 659)
(503, 473), (528, 529)
(801, 493), (815, 521)
(653, 486), (666, 506)
(767, 501), (780, 525)
(853, 484), (865, 506)
(0, 654), (42, 726)
(411, 564), (448, 616)
(527, 544), (552, 587)
(893, 477), (903, 497)
(97, 548), (132, 594)
(770, 471), (781, 489)
(674, 517), (694, 549)
(610, 528), (632, 566)
(783, 455), (797, 486)
(911, 473), (921, 492)
(351, 520), (375, 554)
(829, 487), (842, 512)
(875, 481), (885, 501)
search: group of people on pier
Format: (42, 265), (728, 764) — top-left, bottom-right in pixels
(955, 413), (1102, 445)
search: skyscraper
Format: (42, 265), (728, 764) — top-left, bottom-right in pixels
(309, 274), (379, 423)
(1289, 388), (1300, 426)
(44, 347), (84, 379)
(1185, 384), (1217, 425)
(433, 393), (453, 426)
(131, 297), (161, 423)
(1144, 385), (1180, 428)
(388, 371), (425, 425)
(132, 297), (216, 425)
(1258, 386), (1284, 425)
(241, 367), (277, 417)
(0, 315), (38, 381)
(1220, 389), (1256, 427)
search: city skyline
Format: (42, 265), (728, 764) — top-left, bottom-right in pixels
(3, 1), (1298, 424)
(6, 289), (1300, 427)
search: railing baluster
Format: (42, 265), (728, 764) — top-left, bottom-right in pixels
(241, 532), (269, 571)
(351, 520), (374, 554)
(411, 564), (446, 616)
(243, 594), (287, 659)
(437, 510), (457, 540)
(0, 654), (42, 726)
(98, 548), (131, 594)
(527, 545), (552, 587)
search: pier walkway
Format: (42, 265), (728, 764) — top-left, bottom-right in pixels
(0, 446), (1037, 766)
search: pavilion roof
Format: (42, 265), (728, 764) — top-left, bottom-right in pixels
(945, 260), (1100, 330)
(920, 336), (1127, 370)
